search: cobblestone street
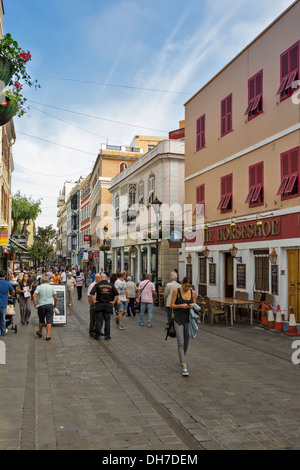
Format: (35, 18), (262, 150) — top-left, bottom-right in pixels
(1, 290), (300, 451)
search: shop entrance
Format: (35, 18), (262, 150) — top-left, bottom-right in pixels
(288, 249), (300, 322)
(225, 252), (233, 298)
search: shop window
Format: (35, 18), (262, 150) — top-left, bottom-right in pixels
(254, 250), (269, 291)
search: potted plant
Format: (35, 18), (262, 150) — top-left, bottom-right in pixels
(0, 33), (40, 124)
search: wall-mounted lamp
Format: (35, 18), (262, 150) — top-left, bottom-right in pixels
(186, 252), (192, 264)
(256, 219), (262, 226)
(203, 245), (214, 262)
(229, 243), (242, 263)
(269, 248), (278, 265)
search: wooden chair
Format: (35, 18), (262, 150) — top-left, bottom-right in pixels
(252, 293), (262, 323)
(197, 295), (209, 323)
(205, 297), (228, 326)
(238, 292), (249, 319)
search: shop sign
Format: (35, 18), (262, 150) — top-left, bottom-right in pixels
(204, 219), (280, 245)
(0, 228), (8, 247)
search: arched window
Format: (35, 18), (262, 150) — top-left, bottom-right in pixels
(120, 162), (127, 173)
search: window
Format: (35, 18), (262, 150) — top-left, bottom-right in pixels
(115, 195), (119, 218)
(120, 162), (127, 173)
(128, 185), (136, 207)
(217, 174), (232, 212)
(245, 70), (263, 119)
(196, 114), (205, 151)
(199, 256), (207, 284)
(221, 94), (232, 137)
(245, 162), (264, 206)
(277, 147), (299, 198)
(254, 250), (269, 291)
(194, 184), (205, 216)
(276, 41), (299, 101)
(146, 175), (155, 203)
(138, 181), (144, 204)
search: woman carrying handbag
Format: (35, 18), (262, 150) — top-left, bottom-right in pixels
(170, 277), (197, 377)
(17, 273), (33, 325)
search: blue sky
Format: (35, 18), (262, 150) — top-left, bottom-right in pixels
(3, 0), (295, 228)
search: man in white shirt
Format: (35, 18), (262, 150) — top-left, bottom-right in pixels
(164, 272), (181, 326)
(114, 272), (128, 330)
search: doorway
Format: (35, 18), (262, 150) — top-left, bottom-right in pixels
(225, 252), (233, 297)
(288, 249), (300, 321)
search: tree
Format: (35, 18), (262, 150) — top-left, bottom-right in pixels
(11, 191), (42, 235)
(30, 225), (57, 267)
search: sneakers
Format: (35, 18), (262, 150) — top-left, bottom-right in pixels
(119, 325), (124, 330)
(182, 367), (189, 377)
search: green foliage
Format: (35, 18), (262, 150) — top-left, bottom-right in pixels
(30, 225), (57, 265)
(11, 191), (42, 235)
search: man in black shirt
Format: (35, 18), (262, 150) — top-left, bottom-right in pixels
(90, 274), (118, 340)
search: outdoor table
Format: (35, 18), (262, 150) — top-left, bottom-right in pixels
(209, 297), (255, 326)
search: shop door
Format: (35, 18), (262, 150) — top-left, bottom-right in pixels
(288, 249), (300, 321)
(225, 253), (233, 298)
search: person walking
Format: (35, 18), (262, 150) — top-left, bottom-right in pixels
(170, 277), (197, 377)
(164, 271), (181, 327)
(33, 276), (57, 341)
(60, 269), (66, 285)
(126, 276), (137, 317)
(136, 274), (157, 327)
(17, 272), (33, 325)
(76, 271), (84, 300)
(114, 272), (128, 330)
(87, 273), (101, 337)
(0, 270), (15, 337)
(90, 274), (118, 340)
(66, 272), (76, 306)
(52, 271), (61, 285)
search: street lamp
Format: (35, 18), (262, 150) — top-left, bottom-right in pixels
(229, 242), (242, 263)
(269, 248), (278, 265)
(203, 245), (214, 262)
(151, 197), (162, 283)
(102, 225), (108, 271)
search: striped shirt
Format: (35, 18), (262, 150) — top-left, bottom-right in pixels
(139, 280), (156, 303)
(76, 275), (84, 287)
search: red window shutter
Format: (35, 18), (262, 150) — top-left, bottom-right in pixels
(227, 94), (232, 133)
(246, 71), (263, 115)
(218, 174), (232, 210)
(290, 42), (299, 73)
(221, 94), (232, 136)
(277, 50), (289, 95)
(256, 162), (263, 184)
(221, 99), (227, 136)
(196, 115), (205, 151)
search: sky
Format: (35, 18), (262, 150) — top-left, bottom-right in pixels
(2, 0), (296, 229)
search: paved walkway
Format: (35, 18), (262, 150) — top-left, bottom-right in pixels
(1, 288), (300, 451)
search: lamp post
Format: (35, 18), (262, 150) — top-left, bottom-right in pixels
(229, 242), (242, 263)
(102, 225), (108, 272)
(151, 197), (162, 283)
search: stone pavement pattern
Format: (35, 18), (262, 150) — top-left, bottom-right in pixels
(1, 289), (300, 450)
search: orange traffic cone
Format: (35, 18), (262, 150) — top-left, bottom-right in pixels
(274, 305), (284, 333)
(284, 307), (300, 337)
(260, 302), (268, 328)
(267, 305), (275, 329)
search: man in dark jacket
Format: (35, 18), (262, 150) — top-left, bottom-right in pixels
(90, 274), (118, 340)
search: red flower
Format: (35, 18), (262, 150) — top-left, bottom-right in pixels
(1, 101), (8, 107)
(19, 50), (31, 63)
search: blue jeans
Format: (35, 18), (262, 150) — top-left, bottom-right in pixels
(139, 302), (153, 325)
(0, 306), (7, 336)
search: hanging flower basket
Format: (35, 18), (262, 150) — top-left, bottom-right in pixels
(100, 245), (110, 252)
(0, 55), (14, 87)
(0, 33), (40, 121)
(0, 97), (18, 126)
